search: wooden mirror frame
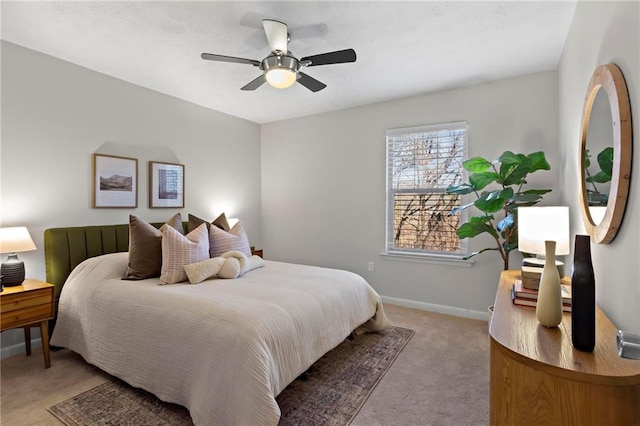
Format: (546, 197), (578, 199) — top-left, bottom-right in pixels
(579, 64), (632, 244)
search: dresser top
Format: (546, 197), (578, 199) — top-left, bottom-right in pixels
(489, 270), (640, 385)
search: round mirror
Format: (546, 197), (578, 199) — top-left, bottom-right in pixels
(584, 88), (613, 224)
(579, 64), (632, 244)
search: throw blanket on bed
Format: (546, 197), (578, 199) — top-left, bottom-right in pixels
(51, 252), (389, 426)
(183, 250), (265, 283)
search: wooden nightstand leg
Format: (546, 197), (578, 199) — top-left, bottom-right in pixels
(39, 321), (51, 369)
(24, 327), (31, 356)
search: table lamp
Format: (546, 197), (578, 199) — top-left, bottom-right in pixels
(517, 206), (570, 290)
(0, 227), (37, 286)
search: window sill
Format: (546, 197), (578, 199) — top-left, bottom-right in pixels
(380, 252), (474, 268)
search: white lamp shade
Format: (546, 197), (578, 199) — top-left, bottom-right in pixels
(518, 206), (570, 256)
(265, 68), (297, 89)
(0, 227), (37, 254)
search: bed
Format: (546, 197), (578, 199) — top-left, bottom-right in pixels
(45, 223), (389, 425)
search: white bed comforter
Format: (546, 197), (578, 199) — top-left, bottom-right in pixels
(51, 252), (389, 425)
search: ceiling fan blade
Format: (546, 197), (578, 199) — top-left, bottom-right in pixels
(262, 19), (288, 54)
(201, 53), (260, 67)
(297, 72), (327, 92)
(241, 74), (266, 91)
(301, 49), (356, 66)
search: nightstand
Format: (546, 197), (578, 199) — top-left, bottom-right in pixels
(0, 280), (55, 368)
(250, 246), (263, 258)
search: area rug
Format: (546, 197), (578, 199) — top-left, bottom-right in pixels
(48, 326), (414, 426)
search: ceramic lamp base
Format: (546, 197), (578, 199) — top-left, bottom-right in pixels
(1, 254), (26, 286)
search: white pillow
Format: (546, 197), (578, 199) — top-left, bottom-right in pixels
(159, 223), (209, 285)
(209, 221), (251, 258)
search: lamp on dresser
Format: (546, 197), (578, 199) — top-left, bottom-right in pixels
(0, 227), (37, 286)
(517, 206), (570, 290)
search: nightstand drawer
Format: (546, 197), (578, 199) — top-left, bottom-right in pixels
(1, 304), (53, 329)
(1, 290), (52, 313)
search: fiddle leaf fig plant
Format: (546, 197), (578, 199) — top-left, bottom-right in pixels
(584, 147), (613, 206)
(446, 151), (551, 270)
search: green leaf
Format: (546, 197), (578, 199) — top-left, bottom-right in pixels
(475, 191), (506, 213)
(456, 218), (499, 240)
(510, 193), (545, 203)
(587, 171), (611, 184)
(463, 157), (492, 173)
(527, 151), (551, 172)
(497, 187), (514, 200)
(469, 172), (499, 190)
(496, 214), (514, 232)
(597, 147), (613, 176)
(448, 201), (475, 216)
(521, 189), (552, 196)
(500, 157), (532, 186)
(446, 183), (475, 195)
(502, 240), (518, 253)
(497, 151), (521, 165)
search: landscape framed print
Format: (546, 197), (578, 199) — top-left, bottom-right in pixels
(92, 153), (138, 208)
(149, 161), (185, 208)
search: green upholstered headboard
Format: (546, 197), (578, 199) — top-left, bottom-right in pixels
(44, 222), (189, 299)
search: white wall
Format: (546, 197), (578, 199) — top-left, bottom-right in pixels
(0, 41), (261, 351)
(261, 71), (559, 315)
(558, 1), (639, 332)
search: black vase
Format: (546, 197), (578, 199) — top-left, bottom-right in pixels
(571, 234), (596, 352)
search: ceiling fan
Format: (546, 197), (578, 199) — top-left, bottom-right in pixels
(201, 19), (356, 92)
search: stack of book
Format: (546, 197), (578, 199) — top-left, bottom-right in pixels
(511, 279), (572, 312)
(521, 265), (543, 289)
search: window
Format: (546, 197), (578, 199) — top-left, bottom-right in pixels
(385, 122), (468, 258)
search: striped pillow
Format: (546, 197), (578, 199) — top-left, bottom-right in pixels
(209, 222), (251, 258)
(159, 223), (209, 285)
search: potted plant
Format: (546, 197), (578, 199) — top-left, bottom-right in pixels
(446, 151), (551, 270)
(584, 147), (613, 206)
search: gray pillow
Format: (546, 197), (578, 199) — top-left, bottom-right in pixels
(188, 213), (231, 232)
(123, 213), (183, 280)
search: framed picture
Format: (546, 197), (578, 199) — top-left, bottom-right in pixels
(92, 154), (138, 208)
(149, 161), (185, 208)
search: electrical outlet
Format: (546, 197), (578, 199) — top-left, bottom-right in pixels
(367, 262), (374, 272)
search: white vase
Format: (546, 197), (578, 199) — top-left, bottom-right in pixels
(536, 240), (563, 328)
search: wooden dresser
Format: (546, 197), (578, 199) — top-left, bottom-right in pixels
(489, 270), (640, 425)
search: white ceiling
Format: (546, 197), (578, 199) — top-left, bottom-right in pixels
(1, 1), (576, 124)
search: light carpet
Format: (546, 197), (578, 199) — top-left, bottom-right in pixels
(48, 326), (414, 425)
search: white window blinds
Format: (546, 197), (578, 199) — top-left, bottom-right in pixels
(385, 122), (468, 256)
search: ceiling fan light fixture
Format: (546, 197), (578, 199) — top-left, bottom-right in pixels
(201, 19), (355, 92)
(262, 54), (299, 89)
(265, 68), (297, 89)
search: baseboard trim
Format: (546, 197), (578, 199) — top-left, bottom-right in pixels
(381, 295), (490, 321)
(1, 338), (42, 359)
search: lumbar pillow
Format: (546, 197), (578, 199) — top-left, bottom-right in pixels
(188, 213), (231, 233)
(209, 221), (252, 258)
(123, 213), (183, 280)
(159, 223), (209, 285)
